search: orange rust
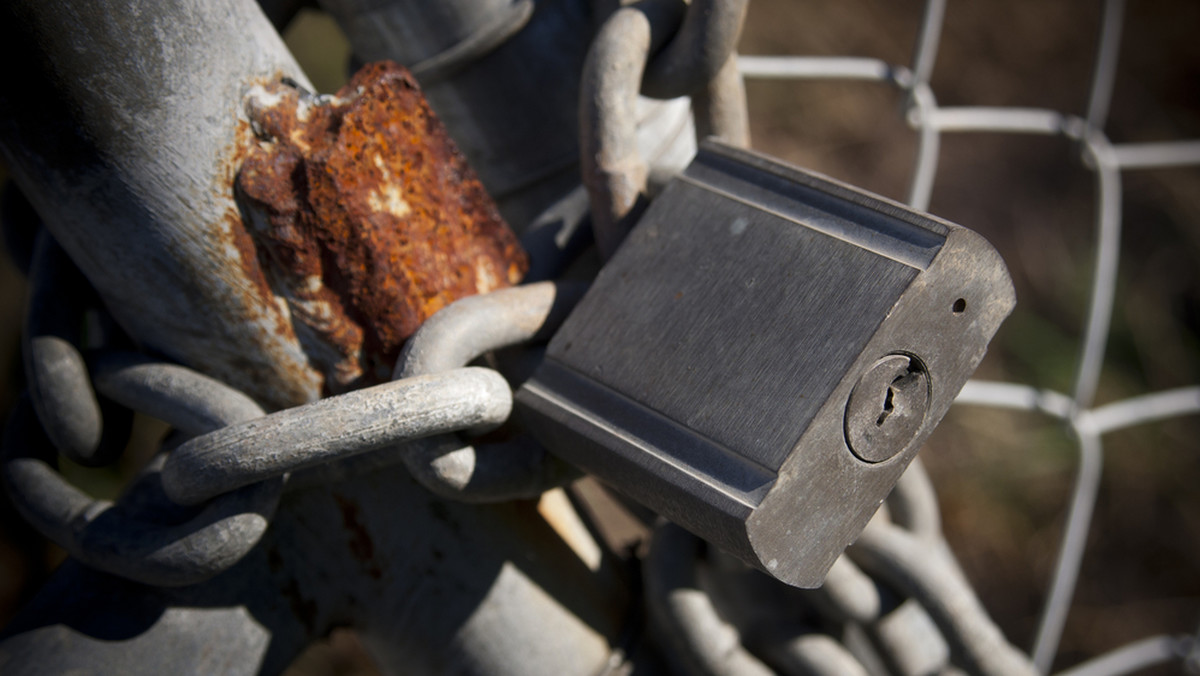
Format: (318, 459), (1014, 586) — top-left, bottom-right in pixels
(237, 63), (528, 393)
(224, 206), (276, 313)
(333, 494), (384, 581)
(194, 106), (320, 409)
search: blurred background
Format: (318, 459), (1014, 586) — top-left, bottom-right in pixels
(1, 0), (1197, 673)
(738, 0), (1200, 671)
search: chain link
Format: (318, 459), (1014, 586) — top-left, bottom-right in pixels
(391, 281), (586, 502)
(642, 459), (1034, 676)
(23, 231), (126, 467)
(6, 0), (1194, 673)
(2, 389), (281, 587)
(580, 0), (749, 260)
(5, 235), (558, 584)
(0, 0), (1027, 667)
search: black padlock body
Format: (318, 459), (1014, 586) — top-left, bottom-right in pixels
(517, 141), (1014, 587)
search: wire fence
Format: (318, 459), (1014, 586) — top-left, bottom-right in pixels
(0, 1), (1197, 674)
(739, 0), (1199, 672)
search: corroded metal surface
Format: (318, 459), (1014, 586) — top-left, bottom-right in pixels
(237, 62), (528, 392)
(0, 0), (323, 410)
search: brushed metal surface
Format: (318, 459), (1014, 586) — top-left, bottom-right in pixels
(517, 140), (1015, 587)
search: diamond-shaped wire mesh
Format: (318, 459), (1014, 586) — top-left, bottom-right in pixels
(739, 0), (1199, 671)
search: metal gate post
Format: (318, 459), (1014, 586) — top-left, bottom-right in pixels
(0, 0), (320, 409)
(0, 0), (623, 673)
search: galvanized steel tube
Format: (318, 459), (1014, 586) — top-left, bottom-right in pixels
(0, 0), (322, 410)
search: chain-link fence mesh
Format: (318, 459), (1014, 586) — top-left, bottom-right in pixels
(0, 0), (1197, 674)
(739, 0), (1198, 672)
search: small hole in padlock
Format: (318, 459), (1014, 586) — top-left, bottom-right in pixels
(876, 386), (896, 426)
(952, 298), (967, 314)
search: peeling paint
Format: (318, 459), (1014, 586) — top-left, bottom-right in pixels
(236, 62), (528, 393)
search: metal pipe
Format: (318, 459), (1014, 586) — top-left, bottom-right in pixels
(0, 0), (323, 410)
(317, 0), (591, 229)
(0, 557), (309, 676)
(0, 1), (623, 673)
(319, 0), (697, 231)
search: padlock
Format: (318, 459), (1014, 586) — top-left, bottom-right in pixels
(516, 140), (1015, 588)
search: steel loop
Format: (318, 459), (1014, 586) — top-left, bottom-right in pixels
(581, 0), (678, 260)
(758, 633), (870, 676)
(582, 0), (750, 259)
(1, 395), (281, 587)
(692, 55), (751, 148)
(885, 458), (942, 541)
(392, 281), (586, 502)
(643, 455), (1026, 676)
(23, 231), (125, 466)
(161, 367), (513, 506)
(644, 522), (775, 676)
(90, 351), (265, 437)
(867, 596), (954, 676)
(848, 519), (1037, 676)
(809, 556), (882, 626)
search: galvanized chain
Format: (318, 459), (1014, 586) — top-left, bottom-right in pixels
(3, 355), (282, 586)
(22, 231), (130, 468)
(580, 0), (750, 259)
(6, 0), (1195, 674)
(0, 5), (752, 672)
(0, 0), (1032, 669)
(573, 2), (1046, 675)
(3, 224), (584, 585)
(642, 459), (1037, 676)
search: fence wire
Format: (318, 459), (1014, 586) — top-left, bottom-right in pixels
(740, 0), (1199, 672)
(1, 1), (1196, 674)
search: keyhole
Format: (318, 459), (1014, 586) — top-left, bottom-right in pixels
(845, 354), (931, 463)
(875, 385), (896, 426)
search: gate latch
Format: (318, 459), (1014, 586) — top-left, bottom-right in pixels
(516, 141), (1015, 588)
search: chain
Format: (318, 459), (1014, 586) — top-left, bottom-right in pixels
(2, 224), (582, 585)
(643, 460), (1036, 676)
(0, 0), (1026, 671)
(0, 5), (1038, 675)
(576, 2), (1049, 675)
(4, 1), (1167, 674)
(580, 0), (750, 259)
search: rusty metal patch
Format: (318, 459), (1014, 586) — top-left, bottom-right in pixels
(237, 62), (528, 393)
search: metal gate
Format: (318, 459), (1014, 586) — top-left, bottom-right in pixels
(1, 0), (1198, 674)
